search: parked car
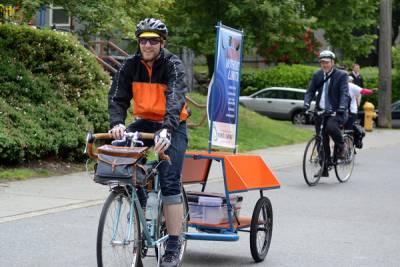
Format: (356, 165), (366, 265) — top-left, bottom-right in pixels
(239, 87), (314, 124)
(357, 100), (400, 126)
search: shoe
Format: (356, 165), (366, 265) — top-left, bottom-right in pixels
(321, 168), (329, 177)
(160, 250), (180, 267)
(314, 168), (329, 178)
(336, 144), (347, 160)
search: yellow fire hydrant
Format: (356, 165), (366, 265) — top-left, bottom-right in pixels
(363, 101), (377, 132)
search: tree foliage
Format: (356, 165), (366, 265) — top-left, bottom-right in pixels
(165, 0), (317, 65)
(300, 0), (379, 60)
(10, 0), (388, 64)
(12, 0), (172, 40)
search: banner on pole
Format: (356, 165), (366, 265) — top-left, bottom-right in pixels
(207, 23), (243, 150)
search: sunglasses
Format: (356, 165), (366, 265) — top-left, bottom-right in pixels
(139, 38), (162, 45)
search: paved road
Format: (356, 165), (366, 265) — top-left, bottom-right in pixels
(1, 136), (399, 266)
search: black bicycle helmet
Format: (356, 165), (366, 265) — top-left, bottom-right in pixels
(135, 18), (168, 39)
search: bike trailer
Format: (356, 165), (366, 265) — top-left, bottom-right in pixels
(186, 191), (243, 225)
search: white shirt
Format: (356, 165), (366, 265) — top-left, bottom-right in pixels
(348, 82), (363, 113)
(319, 71), (332, 110)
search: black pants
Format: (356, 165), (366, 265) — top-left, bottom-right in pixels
(314, 113), (347, 161)
(344, 112), (357, 130)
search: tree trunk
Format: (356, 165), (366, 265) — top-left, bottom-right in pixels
(180, 47), (194, 92)
(378, 0), (392, 128)
(206, 54), (215, 79)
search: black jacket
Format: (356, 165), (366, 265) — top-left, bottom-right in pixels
(349, 72), (364, 88)
(108, 48), (188, 132)
(304, 68), (350, 112)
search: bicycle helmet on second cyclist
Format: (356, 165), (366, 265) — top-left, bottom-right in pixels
(135, 18), (168, 39)
(319, 50), (335, 62)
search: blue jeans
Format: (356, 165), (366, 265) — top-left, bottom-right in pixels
(127, 120), (188, 205)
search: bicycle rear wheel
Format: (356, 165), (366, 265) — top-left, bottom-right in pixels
(303, 136), (325, 186)
(250, 196), (273, 262)
(155, 187), (189, 266)
(97, 188), (141, 267)
(335, 135), (355, 183)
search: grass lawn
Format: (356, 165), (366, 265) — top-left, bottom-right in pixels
(187, 92), (313, 152)
(0, 92), (312, 181)
(0, 168), (52, 180)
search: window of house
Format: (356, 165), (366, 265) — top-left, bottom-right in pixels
(50, 6), (70, 27)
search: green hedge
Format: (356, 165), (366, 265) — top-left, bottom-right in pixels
(241, 64), (317, 95)
(358, 67), (400, 107)
(240, 63), (400, 107)
(0, 25), (110, 164)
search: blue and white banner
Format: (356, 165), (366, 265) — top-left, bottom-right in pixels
(208, 23), (243, 149)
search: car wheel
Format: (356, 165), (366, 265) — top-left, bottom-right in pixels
(292, 112), (307, 125)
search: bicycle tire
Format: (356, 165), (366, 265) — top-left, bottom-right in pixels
(97, 189), (141, 267)
(335, 135), (355, 183)
(155, 187), (189, 266)
(250, 196), (273, 262)
(303, 136), (325, 186)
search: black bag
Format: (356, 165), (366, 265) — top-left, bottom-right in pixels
(353, 124), (366, 149)
(94, 154), (137, 185)
(93, 145), (149, 185)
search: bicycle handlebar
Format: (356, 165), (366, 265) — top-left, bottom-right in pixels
(85, 132), (170, 162)
(306, 110), (336, 117)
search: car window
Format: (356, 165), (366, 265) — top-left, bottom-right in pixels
(283, 91), (298, 100)
(392, 103), (400, 111)
(295, 92), (305, 100)
(255, 89), (305, 100)
(279, 90), (289, 99)
(255, 90), (279, 98)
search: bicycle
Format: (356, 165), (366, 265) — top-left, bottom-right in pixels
(302, 110), (356, 186)
(85, 131), (189, 267)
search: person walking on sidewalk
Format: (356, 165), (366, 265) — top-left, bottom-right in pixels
(108, 18), (190, 267)
(304, 50), (350, 176)
(349, 63), (364, 88)
(344, 75), (374, 130)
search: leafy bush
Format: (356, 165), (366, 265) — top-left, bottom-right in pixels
(358, 66), (400, 107)
(392, 45), (400, 102)
(0, 24), (110, 165)
(240, 63), (400, 107)
(241, 64), (317, 95)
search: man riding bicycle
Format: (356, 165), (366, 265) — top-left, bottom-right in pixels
(108, 18), (189, 267)
(304, 50), (350, 176)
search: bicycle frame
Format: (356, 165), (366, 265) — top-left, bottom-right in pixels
(109, 168), (169, 250)
(315, 111), (355, 163)
(314, 111), (336, 162)
(303, 110), (356, 186)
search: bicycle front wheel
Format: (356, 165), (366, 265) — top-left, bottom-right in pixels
(303, 136), (324, 186)
(335, 135), (355, 183)
(97, 189), (141, 267)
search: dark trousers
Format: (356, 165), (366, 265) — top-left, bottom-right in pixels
(344, 112), (357, 130)
(127, 119), (188, 204)
(314, 113), (347, 162)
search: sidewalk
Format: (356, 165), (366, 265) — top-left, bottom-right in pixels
(0, 129), (399, 223)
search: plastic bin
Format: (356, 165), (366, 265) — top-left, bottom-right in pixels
(187, 191), (242, 225)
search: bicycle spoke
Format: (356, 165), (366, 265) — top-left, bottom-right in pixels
(98, 191), (140, 267)
(303, 137), (323, 186)
(335, 136), (355, 183)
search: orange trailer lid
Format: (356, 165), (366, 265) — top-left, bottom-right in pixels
(184, 151), (280, 192)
